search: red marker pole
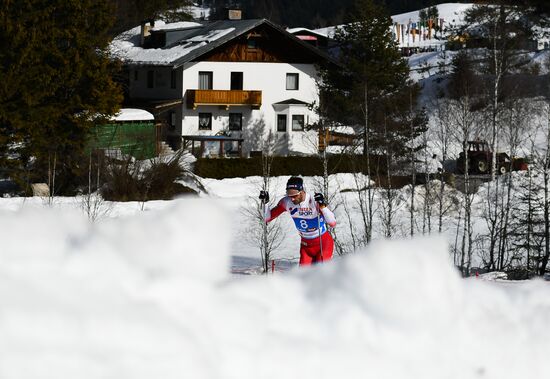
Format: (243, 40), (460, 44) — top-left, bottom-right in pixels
(272, 260), (275, 274)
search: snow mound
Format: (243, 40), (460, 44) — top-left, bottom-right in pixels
(1, 201), (549, 379)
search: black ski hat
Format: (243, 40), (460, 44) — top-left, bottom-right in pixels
(286, 176), (304, 192)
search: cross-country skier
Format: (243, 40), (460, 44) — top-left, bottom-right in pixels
(259, 176), (336, 266)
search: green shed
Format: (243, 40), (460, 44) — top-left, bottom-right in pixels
(90, 108), (158, 159)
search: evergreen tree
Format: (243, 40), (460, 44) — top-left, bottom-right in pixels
(527, 0), (550, 15)
(317, 0), (426, 159)
(509, 171), (546, 276)
(447, 50), (484, 105)
(0, 0), (122, 194)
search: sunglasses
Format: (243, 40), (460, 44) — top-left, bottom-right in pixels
(287, 191), (302, 198)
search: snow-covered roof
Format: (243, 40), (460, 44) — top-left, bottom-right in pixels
(111, 108), (154, 122)
(287, 27), (329, 39)
(110, 20), (222, 67)
(151, 21), (202, 31)
(110, 19), (335, 68)
(332, 125), (355, 135)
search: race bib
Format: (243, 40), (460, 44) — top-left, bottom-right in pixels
(293, 216), (326, 234)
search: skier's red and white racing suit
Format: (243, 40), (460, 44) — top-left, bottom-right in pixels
(265, 192), (336, 265)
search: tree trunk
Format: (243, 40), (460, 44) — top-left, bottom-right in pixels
(541, 168), (550, 276)
(409, 90), (416, 237)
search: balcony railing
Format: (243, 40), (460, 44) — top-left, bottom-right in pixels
(186, 89), (262, 110)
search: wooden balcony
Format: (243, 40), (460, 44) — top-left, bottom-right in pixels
(186, 89), (262, 110)
(319, 130), (357, 152)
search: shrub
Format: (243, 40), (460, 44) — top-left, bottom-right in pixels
(194, 154), (389, 179)
(101, 152), (197, 201)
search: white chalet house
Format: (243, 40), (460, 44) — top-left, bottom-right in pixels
(111, 17), (335, 157)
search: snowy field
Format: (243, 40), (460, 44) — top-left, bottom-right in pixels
(1, 175), (550, 379)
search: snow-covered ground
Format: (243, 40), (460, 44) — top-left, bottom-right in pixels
(4, 2), (550, 377)
(186, 3), (210, 20)
(1, 175), (550, 378)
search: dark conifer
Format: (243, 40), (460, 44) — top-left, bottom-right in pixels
(0, 0), (123, 193)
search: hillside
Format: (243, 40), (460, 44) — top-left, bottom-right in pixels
(268, 0), (549, 27)
(205, 0), (473, 28)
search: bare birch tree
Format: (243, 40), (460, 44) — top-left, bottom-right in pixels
(431, 95), (454, 233)
(80, 150), (112, 222)
(449, 94), (478, 275)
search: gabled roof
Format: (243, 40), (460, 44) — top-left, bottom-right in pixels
(273, 98), (310, 105)
(110, 18), (337, 68)
(287, 27), (330, 39)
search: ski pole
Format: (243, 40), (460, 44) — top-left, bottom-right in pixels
(317, 204), (324, 263)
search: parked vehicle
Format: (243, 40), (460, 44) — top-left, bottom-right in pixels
(456, 140), (528, 175)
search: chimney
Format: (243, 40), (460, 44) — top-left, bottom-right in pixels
(140, 19), (155, 47)
(227, 8), (242, 20)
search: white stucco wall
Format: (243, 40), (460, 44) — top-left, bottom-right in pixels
(180, 61), (320, 156)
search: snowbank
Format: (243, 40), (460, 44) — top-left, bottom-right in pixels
(1, 199), (549, 379)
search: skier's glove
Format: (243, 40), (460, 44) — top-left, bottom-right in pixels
(259, 190), (270, 203)
(314, 192), (326, 206)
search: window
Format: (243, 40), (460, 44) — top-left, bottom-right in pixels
(198, 113), (212, 130)
(231, 72), (243, 90)
(199, 71), (213, 90)
(229, 113), (242, 131)
(286, 73), (299, 90)
(292, 115), (304, 131)
(277, 114), (287, 132)
(169, 111), (176, 127)
(147, 70), (154, 88)
(171, 70), (177, 89)
(247, 39), (257, 50)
